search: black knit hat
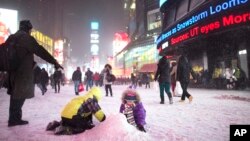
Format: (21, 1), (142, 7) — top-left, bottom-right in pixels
(19, 20), (33, 33)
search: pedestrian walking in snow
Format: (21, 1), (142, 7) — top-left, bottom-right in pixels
(72, 67), (82, 95)
(53, 68), (62, 93)
(93, 72), (100, 86)
(154, 56), (173, 104)
(131, 73), (137, 88)
(39, 68), (49, 95)
(85, 68), (93, 91)
(101, 64), (113, 97)
(6, 20), (63, 127)
(176, 51), (196, 103)
(120, 88), (146, 132)
(46, 87), (106, 135)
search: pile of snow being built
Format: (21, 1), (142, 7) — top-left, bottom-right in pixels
(73, 113), (152, 141)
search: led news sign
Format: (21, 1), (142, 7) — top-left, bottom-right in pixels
(157, 0), (250, 48)
(170, 12), (250, 45)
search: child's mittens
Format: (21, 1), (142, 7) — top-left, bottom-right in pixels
(137, 124), (146, 132)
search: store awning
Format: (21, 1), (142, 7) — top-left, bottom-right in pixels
(139, 63), (157, 73)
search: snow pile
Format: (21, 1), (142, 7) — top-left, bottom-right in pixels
(76, 113), (151, 141)
(214, 95), (250, 102)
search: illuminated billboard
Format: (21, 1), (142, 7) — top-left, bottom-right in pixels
(54, 40), (64, 65)
(157, 0), (250, 50)
(0, 8), (18, 44)
(91, 22), (99, 30)
(113, 32), (130, 56)
(31, 29), (53, 55)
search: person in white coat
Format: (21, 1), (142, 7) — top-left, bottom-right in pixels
(102, 64), (113, 96)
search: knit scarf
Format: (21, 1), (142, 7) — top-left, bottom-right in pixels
(124, 104), (136, 126)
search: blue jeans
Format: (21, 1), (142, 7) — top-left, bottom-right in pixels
(86, 80), (93, 91)
(74, 81), (80, 93)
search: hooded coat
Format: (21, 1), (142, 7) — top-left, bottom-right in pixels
(176, 55), (195, 83)
(154, 57), (171, 83)
(119, 89), (146, 126)
(8, 30), (58, 99)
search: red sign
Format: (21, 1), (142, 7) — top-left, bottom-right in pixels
(169, 12), (250, 46)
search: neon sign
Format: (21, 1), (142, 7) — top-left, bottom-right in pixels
(169, 12), (250, 46)
(157, 0), (249, 46)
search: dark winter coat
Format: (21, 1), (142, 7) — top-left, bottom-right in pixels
(176, 55), (195, 83)
(85, 70), (93, 81)
(131, 74), (136, 84)
(8, 30), (58, 99)
(142, 74), (150, 83)
(154, 57), (171, 83)
(120, 102), (146, 126)
(54, 70), (62, 82)
(72, 70), (82, 82)
(40, 70), (49, 84)
(33, 65), (41, 84)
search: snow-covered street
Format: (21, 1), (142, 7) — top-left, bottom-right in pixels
(0, 84), (250, 141)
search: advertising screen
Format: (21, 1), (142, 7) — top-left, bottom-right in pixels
(113, 32), (130, 56)
(91, 22), (99, 30)
(0, 8), (18, 44)
(54, 40), (64, 65)
(157, 0), (250, 49)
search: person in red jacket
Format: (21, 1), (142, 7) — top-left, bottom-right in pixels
(93, 72), (100, 86)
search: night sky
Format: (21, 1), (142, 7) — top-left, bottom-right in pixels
(62, 0), (125, 64)
(0, 0), (125, 65)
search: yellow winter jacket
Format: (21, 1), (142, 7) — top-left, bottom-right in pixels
(61, 87), (105, 122)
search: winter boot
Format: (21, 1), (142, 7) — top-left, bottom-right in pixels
(160, 95), (164, 104)
(8, 120), (29, 127)
(169, 98), (173, 104)
(188, 96), (193, 103)
(46, 120), (60, 131)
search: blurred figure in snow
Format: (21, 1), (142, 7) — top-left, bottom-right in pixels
(72, 67), (82, 95)
(120, 88), (146, 132)
(176, 51), (196, 103)
(53, 68), (62, 93)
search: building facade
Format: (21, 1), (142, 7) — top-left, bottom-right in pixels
(157, 0), (250, 88)
(115, 0), (161, 77)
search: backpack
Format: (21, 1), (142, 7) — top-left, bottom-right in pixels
(0, 34), (22, 72)
(106, 71), (116, 82)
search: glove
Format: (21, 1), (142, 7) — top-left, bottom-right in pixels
(101, 115), (106, 122)
(55, 63), (63, 70)
(137, 124), (146, 132)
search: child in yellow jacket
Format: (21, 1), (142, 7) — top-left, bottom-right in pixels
(46, 87), (106, 135)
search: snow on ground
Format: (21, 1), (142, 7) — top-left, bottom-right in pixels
(0, 84), (250, 141)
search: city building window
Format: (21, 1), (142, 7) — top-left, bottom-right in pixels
(176, 0), (189, 20)
(163, 5), (176, 30)
(147, 8), (162, 31)
(189, 0), (206, 11)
